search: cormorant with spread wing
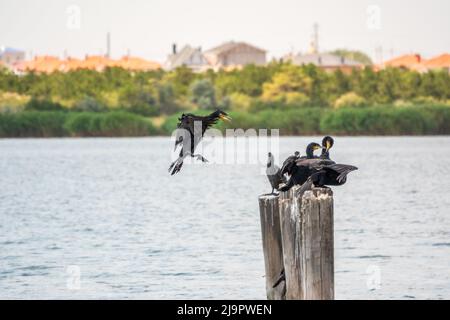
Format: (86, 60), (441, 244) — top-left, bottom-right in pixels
(280, 151), (300, 178)
(169, 109), (231, 175)
(280, 142), (322, 178)
(266, 152), (287, 195)
(279, 139), (357, 194)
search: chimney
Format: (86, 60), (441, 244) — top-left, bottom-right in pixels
(106, 32), (111, 58)
(172, 43), (177, 55)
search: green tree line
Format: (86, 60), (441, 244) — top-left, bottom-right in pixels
(0, 62), (449, 136)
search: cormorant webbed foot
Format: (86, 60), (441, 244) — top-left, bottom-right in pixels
(170, 159), (184, 175)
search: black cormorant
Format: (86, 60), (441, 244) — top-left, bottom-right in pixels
(168, 109), (231, 175)
(266, 152), (287, 195)
(280, 151), (300, 177)
(320, 136), (334, 160)
(278, 142), (323, 190)
(304, 142), (323, 159)
(282, 142), (322, 177)
(280, 157), (357, 194)
(279, 140), (357, 194)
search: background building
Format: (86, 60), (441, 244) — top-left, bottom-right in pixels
(380, 53), (450, 73)
(288, 52), (364, 73)
(0, 46), (25, 68)
(164, 44), (210, 72)
(204, 41), (266, 70)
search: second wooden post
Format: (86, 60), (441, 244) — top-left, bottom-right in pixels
(279, 187), (334, 300)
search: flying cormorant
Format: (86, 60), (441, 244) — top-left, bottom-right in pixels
(266, 152), (287, 195)
(168, 109), (231, 175)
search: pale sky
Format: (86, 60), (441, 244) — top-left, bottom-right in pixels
(1, 0), (449, 63)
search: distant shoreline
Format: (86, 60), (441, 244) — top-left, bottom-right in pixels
(1, 105), (449, 138)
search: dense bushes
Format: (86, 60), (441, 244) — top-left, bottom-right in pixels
(320, 105), (450, 135)
(0, 111), (157, 138)
(160, 105), (450, 136)
(1, 105), (449, 138)
(64, 112), (157, 136)
(0, 112), (68, 137)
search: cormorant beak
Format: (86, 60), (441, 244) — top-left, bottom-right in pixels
(219, 114), (232, 122)
(326, 141), (331, 151)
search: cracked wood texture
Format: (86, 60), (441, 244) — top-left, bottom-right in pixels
(278, 187), (334, 300)
(258, 194), (286, 300)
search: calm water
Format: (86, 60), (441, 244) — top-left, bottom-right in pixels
(0, 137), (449, 300)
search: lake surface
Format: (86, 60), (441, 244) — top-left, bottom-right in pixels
(1, 137), (449, 299)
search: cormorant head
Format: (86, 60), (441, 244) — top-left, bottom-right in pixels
(306, 142), (323, 158)
(322, 136), (334, 152)
(294, 151), (300, 157)
(211, 109), (232, 122)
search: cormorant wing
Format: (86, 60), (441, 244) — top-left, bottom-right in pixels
(325, 164), (358, 183)
(296, 158), (335, 170)
(280, 155), (296, 176)
(185, 114), (220, 136)
(201, 116), (221, 135)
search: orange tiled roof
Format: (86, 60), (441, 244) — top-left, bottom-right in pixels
(115, 56), (161, 71)
(423, 53), (450, 69)
(15, 55), (161, 73)
(16, 56), (63, 73)
(383, 54), (422, 68)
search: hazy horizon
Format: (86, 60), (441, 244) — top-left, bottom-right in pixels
(1, 0), (449, 63)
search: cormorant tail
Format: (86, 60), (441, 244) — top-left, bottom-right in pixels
(295, 177), (314, 198)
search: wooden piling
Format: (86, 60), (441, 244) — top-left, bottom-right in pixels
(259, 187), (334, 300)
(258, 194), (285, 300)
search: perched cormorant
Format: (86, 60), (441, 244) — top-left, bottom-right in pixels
(304, 142), (323, 159)
(278, 142), (323, 190)
(320, 136), (335, 160)
(266, 152), (287, 195)
(280, 151), (300, 177)
(279, 140), (357, 194)
(168, 109), (231, 175)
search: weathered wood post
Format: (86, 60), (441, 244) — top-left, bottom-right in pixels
(259, 187), (334, 300)
(258, 194), (285, 300)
